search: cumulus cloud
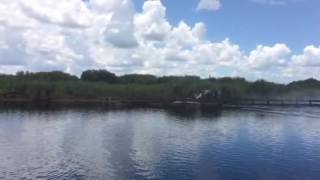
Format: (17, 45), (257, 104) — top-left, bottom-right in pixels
(104, 0), (138, 48)
(134, 0), (171, 41)
(19, 0), (92, 28)
(292, 45), (320, 66)
(0, 0), (317, 82)
(197, 0), (222, 11)
(247, 44), (291, 70)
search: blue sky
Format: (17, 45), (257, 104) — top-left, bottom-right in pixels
(136, 0), (319, 53)
(0, 0), (319, 82)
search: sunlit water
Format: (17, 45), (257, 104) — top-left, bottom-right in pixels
(0, 107), (320, 180)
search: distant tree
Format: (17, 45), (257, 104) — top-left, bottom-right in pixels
(288, 78), (320, 89)
(157, 75), (201, 83)
(216, 77), (246, 83)
(250, 79), (284, 96)
(16, 71), (25, 77)
(118, 74), (157, 84)
(80, 69), (117, 83)
(15, 71), (78, 81)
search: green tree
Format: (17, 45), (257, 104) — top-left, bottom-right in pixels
(118, 74), (157, 84)
(81, 69), (117, 83)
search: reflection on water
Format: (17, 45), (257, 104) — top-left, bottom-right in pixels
(0, 108), (320, 180)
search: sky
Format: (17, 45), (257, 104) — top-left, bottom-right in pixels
(0, 0), (319, 82)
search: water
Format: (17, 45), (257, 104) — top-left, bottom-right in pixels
(0, 107), (320, 180)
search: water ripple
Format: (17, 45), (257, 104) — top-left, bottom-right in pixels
(0, 109), (320, 179)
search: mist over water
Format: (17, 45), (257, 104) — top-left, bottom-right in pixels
(0, 108), (320, 180)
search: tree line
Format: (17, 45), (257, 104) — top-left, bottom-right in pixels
(0, 69), (319, 101)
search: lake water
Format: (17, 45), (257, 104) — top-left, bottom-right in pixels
(0, 107), (320, 180)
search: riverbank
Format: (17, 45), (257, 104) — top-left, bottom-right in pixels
(0, 97), (225, 112)
(1, 71), (320, 111)
(1, 96), (320, 113)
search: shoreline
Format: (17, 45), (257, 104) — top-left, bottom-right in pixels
(0, 97), (224, 111)
(0, 98), (319, 112)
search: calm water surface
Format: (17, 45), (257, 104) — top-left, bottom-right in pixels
(0, 107), (320, 180)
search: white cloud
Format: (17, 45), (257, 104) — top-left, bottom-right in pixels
(247, 44), (291, 70)
(134, 0), (171, 41)
(0, 27), (27, 66)
(169, 21), (203, 48)
(104, 0), (137, 48)
(0, 0), (317, 82)
(89, 0), (119, 13)
(197, 0), (222, 11)
(19, 0), (92, 28)
(292, 45), (320, 66)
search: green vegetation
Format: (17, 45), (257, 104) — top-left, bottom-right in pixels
(0, 70), (319, 102)
(81, 69), (117, 83)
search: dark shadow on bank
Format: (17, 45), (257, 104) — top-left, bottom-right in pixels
(166, 108), (222, 120)
(0, 100), (224, 118)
